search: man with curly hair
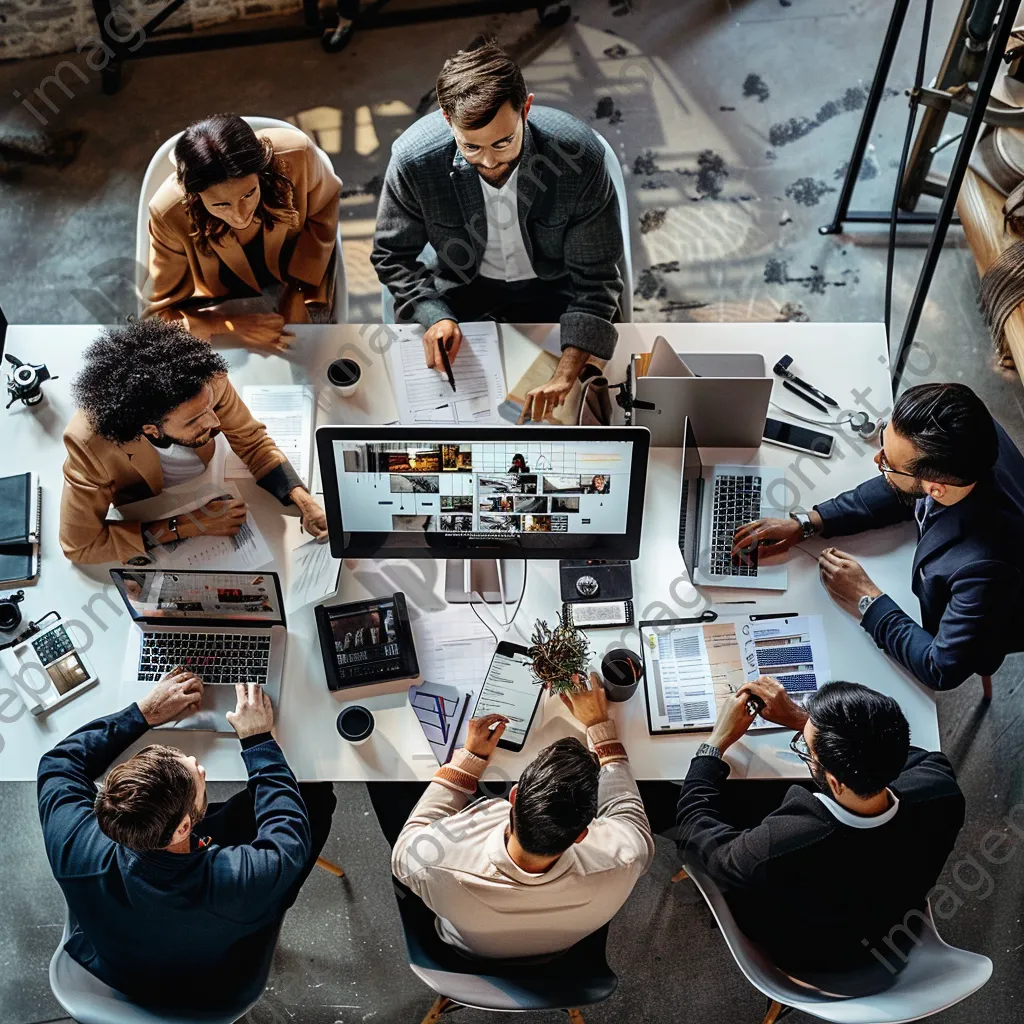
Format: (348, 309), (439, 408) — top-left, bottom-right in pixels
(59, 319), (328, 564)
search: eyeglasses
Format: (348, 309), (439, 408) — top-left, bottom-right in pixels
(789, 731), (815, 767)
(877, 424), (917, 479)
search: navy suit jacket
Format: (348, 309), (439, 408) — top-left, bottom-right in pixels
(815, 422), (1024, 690)
(37, 704), (312, 1005)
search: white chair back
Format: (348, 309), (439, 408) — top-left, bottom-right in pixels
(135, 116), (346, 321)
(683, 857), (992, 1023)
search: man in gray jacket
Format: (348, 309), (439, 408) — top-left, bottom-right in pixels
(372, 41), (625, 422)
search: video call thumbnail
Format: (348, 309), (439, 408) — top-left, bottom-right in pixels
(541, 474), (611, 495)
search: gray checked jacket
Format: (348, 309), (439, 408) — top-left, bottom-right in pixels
(372, 106), (624, 359)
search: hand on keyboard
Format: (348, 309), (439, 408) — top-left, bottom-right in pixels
(226, 682), (275, 739)
(732, 517), (802, 558)
(137, 668), (205, 726)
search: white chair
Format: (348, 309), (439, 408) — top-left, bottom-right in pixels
(48, 909), (275, 1024)
(135, 115), (347, 322)
(680, 858), (992, 1024)
(380, 125), (633, 325)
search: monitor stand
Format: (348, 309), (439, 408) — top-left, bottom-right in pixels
(445, 559), (525, 606)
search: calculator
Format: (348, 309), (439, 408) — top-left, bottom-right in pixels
(32, 625), (76, 666)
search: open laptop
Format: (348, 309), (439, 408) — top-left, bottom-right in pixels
(677, 417), (788, 590)
(110, 568), (287, 732)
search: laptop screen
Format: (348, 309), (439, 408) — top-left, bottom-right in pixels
(679, 417), (703, 577)
(110, 569), (284, 625)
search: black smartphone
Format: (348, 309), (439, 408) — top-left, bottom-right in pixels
(762, 417), (835, 459)
(473, 641), (541, 752)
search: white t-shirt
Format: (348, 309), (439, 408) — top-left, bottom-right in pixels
(477, 166), (537, 282)
(153, 441), (206, 488)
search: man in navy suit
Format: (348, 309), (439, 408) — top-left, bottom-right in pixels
(733, 383), (1024, 691)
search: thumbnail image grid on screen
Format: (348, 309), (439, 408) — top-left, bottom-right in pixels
(332, 439), (632, 537)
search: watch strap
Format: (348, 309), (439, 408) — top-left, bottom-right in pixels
(695, 742), (722, 760)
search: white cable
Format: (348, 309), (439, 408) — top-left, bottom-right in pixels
(769, 400), (856, 429)
(495, 558), (508, 627)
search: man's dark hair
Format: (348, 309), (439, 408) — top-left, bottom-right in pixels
(512, 737), (599, 856)
(806, 682), (910, 798)
(73, 320), (228, 444)
(436, 41), (528, 130)
(890, 382), (997, 486)
(94, 745), (197, 851)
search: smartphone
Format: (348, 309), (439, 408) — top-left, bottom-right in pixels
(762, 417), (834, 459)
(473, 641), (542, 752)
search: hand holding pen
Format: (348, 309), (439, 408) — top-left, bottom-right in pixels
(423, 319), (461, 391)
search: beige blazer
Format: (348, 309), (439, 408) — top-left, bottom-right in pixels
(144, 127), (342, 320)
(60, 374), (290, 564)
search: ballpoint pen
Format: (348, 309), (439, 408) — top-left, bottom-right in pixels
(782, 379), (829, 414)
(773, 354), (837, 407)
(439, 338), (457, 393)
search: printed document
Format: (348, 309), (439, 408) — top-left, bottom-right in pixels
(386, 323), (507, 424)
(225, 385), (314, 486)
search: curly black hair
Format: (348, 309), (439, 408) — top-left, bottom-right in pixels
(73, 320), (228, 444)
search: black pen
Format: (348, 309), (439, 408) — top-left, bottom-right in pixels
(783, 380), (829, 414)
(774, 355), (837, 407)
(439, 338), (457, 393)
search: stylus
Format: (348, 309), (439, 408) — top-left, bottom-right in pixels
(782, 380), (829, 414)
(496, 559), (509, 628)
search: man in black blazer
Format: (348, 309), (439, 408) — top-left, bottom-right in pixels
(734, 383), (1024, 690)
(372, 41), (624, 423)
(37, 672), (335, 1007)
(677, 677), (965, 995)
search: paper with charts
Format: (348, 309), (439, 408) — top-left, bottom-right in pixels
(641, 615), (831, 733)
(386, 322), (507, 424)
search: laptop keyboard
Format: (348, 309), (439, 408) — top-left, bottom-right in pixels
(709, 475), (762, 577)
(138, 632), (271, 686)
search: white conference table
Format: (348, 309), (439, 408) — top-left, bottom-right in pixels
(0, 322), (937, 782)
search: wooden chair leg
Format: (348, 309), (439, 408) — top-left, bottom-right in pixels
(761, 1000), (786, 1024)
(419, 996), (451, 1024)
(981, 674), (993, 700)
(316, 856), (345, 878)
(566, 1010), (585, 1024)
(671, 867), (689, 883)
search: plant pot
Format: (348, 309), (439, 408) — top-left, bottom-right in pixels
(601, 648), (643, 702)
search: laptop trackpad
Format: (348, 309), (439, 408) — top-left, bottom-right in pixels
(157, 687), (235, 732)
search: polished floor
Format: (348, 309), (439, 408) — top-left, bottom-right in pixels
(2, 1), (1023, 1022)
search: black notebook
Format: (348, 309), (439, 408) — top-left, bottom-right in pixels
(0, 472), (41, 547)
(0, 544), (38, 587)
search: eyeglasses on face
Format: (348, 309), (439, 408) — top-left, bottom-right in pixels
(877, 423), (917, 479)
(789, 731), (815, 766)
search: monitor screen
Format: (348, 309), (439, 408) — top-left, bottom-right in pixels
(678, 417), (703, 577)
(110, 569), (285, 625)
(316, 426), (650, 560)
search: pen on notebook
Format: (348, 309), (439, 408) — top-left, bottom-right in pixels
(439, 337), (457, 393)
(782, 380), (829, 414)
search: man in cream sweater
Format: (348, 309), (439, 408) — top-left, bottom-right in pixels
(391, 674), (654, 958)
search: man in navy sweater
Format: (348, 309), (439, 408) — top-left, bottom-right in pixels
(37, 669), (336, 1007)
(734, 382), (1024, 690)
(677, 678), (965, 995)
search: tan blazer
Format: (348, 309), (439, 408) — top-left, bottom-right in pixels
(60, 374), (290, 565)
(144, 127), (342, 320)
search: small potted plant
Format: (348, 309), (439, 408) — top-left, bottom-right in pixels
(527, 616), (592, 695)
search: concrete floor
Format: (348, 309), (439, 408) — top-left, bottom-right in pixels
(2, 1), (1024, 1022)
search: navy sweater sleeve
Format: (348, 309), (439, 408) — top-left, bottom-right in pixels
(675, 756), (773, 893)
(860, 560), (1023, 690)
(37, 703), (151, 878)
(815, 475), (915, 538)
(205, 737), (312, 921)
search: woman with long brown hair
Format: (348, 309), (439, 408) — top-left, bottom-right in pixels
(144, 114), (342, 350)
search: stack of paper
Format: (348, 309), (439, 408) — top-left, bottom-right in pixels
(225, 385), (315, 486)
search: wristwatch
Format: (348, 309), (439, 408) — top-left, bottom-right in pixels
(789, 511), (816, 539)
(167, 516), (180, 541)
(694, 742), (722, 760)
(857, 593), (881, 619)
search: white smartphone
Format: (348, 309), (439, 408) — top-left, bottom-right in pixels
(473, 641), (542, 752)
(762, 417), (835, 459)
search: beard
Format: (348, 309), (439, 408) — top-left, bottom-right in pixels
(884, 473), (926, 506)
(477, 156), (521, 188)
(192, 791), (208, 827)
(810, 761), (832, 795)
(159, 426), (220, 450)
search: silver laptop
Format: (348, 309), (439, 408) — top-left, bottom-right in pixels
(631, 340), (772, 447)
(111, 569), (287, 732)
(677, 417), (788, 590)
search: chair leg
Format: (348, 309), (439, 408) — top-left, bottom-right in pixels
(981, 674), (993, 700)
(566, 1010), (585, 1024)
(419, 996), (451, 1024)
(671, 867), (689, 883)
(761, 1000), (788, 1024)
(316, 856), (345, 878)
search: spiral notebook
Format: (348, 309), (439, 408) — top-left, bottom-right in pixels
(0, 472), (41, 586)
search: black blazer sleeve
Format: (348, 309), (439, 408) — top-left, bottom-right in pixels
(815, 475), (915, 538)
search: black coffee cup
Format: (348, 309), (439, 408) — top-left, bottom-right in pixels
(601, 648), (644, 702)
(327, 357), (362, 396)
(337, 705), (375, 743)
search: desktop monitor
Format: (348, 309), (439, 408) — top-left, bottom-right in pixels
(316, 425), (651, 560)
